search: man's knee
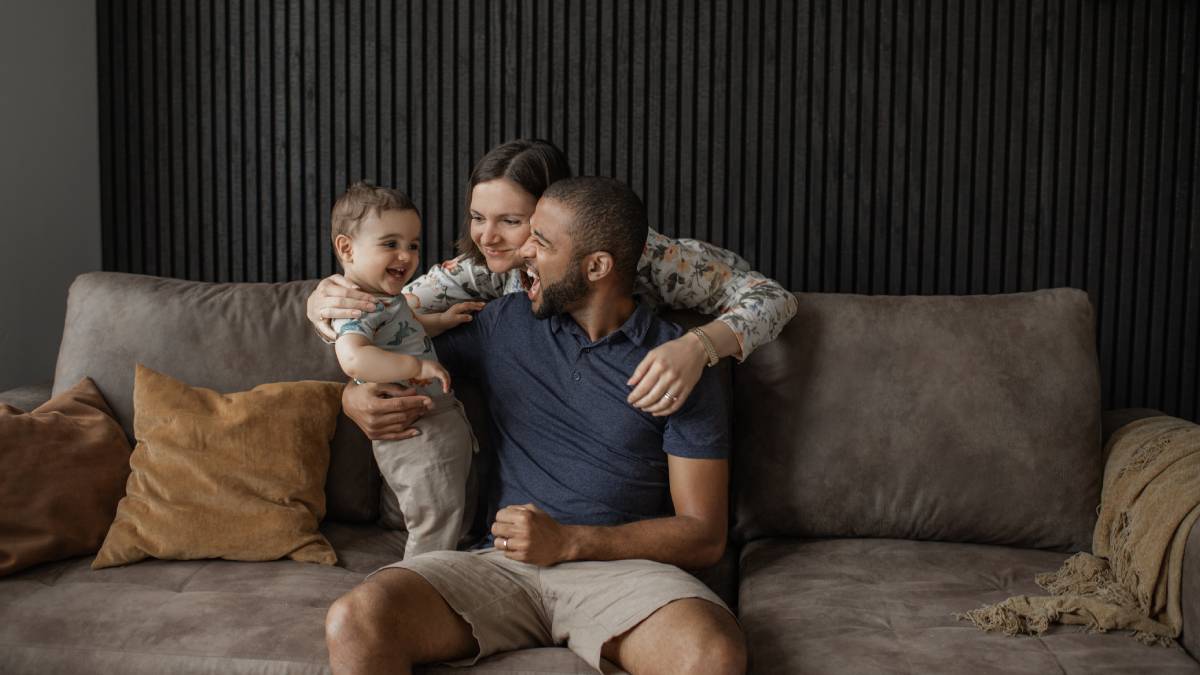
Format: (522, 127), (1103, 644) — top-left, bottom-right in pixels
(678, 609), (746, 675)
(696, 631), (747, 675)
(325, 571), (422, 661)
(326, 567), (478, 672)
(325, 584), (385, 652)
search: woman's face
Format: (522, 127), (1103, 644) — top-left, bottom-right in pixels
(469, 178), (537, 274)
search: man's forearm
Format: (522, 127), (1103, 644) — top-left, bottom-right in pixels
(564, 514), (726, 570)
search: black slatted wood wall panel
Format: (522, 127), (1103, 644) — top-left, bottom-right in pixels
(98, 0), (1200, 422)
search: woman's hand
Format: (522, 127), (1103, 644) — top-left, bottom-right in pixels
(307, 274), (389, 341)
(342, 381), (433, 440)
(412, 301), (486, 338)
(626, 332), (708, 417)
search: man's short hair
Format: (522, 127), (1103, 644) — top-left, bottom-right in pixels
(330, 181), (419, 245)
(541, 176), (648, 291)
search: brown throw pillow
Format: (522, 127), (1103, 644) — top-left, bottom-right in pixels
(92, 365), (344, 569)
(0, 378), (132, 577)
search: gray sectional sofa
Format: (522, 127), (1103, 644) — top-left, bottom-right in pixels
(1, 271), (1197, 674)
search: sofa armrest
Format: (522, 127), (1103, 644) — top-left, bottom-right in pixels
(1103, 407), (1200, 657)
(0, 384), (53, 411)
(1184, 516), (1200, 660)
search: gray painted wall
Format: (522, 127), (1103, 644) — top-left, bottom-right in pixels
(0, 2), (101, 391)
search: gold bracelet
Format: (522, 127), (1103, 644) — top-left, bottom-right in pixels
(689, 327), (720, 367)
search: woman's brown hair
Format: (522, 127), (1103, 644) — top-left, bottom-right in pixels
(455, 139), (573, 264)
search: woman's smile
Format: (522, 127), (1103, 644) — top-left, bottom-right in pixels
(469, 178), (537, 273)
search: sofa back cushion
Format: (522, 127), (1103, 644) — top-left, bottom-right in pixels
(732, 289), (1102, 551)
(53, 272), (379, 523)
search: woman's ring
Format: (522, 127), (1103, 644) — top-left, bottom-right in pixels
(662, 391), (678, 403)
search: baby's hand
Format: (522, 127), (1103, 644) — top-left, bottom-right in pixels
(416, 359), (452, 394)
(413, 301), (486, 337)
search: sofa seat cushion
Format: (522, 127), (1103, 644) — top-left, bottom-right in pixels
(0, 523), (595, 675)
(739, 538), (1200, 674)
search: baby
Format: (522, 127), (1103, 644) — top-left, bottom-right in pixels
(327, 181), (475, 558)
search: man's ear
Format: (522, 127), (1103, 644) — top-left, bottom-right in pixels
(585, 251), (615, 283)
(334, 234), (354, 265)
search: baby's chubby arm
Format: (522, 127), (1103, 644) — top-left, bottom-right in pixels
(334, 334), (451, 393)
(410, 299), (486, 338)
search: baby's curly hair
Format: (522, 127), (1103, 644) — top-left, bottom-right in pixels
(330, 181), (419, 245)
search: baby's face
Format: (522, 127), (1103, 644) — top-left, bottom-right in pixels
(341, 208), (423, 296)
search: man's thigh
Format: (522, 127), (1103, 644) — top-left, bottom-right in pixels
(601, 597), (745, 675)
(352, 567), (478, 664)
(541, 558), (738, 673)
(375, 550), (552, 666)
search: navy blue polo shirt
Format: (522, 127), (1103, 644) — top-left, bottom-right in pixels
(434, 293), (730, 529)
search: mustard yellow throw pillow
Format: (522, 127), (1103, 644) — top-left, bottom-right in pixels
(93, 365), (344, 569)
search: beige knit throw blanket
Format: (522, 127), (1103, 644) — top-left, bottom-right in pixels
(959, 415), (1200, 646)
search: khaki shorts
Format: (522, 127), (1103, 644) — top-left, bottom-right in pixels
(370, 549), (733, 673)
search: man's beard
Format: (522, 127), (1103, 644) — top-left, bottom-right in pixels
(532, 257), (590, 320)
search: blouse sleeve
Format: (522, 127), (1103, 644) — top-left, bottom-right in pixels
(636, 228), (798, 360)
(402, 254), (516, 313)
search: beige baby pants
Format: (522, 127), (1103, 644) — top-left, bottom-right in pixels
(373, 396), (476, 558)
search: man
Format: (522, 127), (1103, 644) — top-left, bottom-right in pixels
(324, 177), (746, 675)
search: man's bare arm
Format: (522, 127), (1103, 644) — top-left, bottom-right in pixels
(490, 455), (728, 570)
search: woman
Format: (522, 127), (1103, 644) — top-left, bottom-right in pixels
(308, 139), (796, 438)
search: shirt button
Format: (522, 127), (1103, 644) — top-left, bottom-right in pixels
(572, 371), (581, 381)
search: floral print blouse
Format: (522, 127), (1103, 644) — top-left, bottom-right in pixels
(403, 228), (797, 360)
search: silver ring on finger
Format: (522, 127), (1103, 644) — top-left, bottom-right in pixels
(500, 537), (508, 551)
(662, 391), (679, 403)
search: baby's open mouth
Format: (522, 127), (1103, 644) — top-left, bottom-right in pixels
(386, 267), (407, 280)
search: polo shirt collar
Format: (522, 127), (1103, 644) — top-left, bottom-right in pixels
(549, 299), (654, 348)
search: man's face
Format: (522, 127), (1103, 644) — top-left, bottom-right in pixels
(520, 198), (589, 320)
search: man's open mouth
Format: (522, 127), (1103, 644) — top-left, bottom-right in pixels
(523, 267), (541, 301)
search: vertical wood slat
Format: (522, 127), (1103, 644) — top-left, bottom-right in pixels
(96, 0), (1200, 423)
(128, 0), (144, 276)
(98, 0), (114, 271)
